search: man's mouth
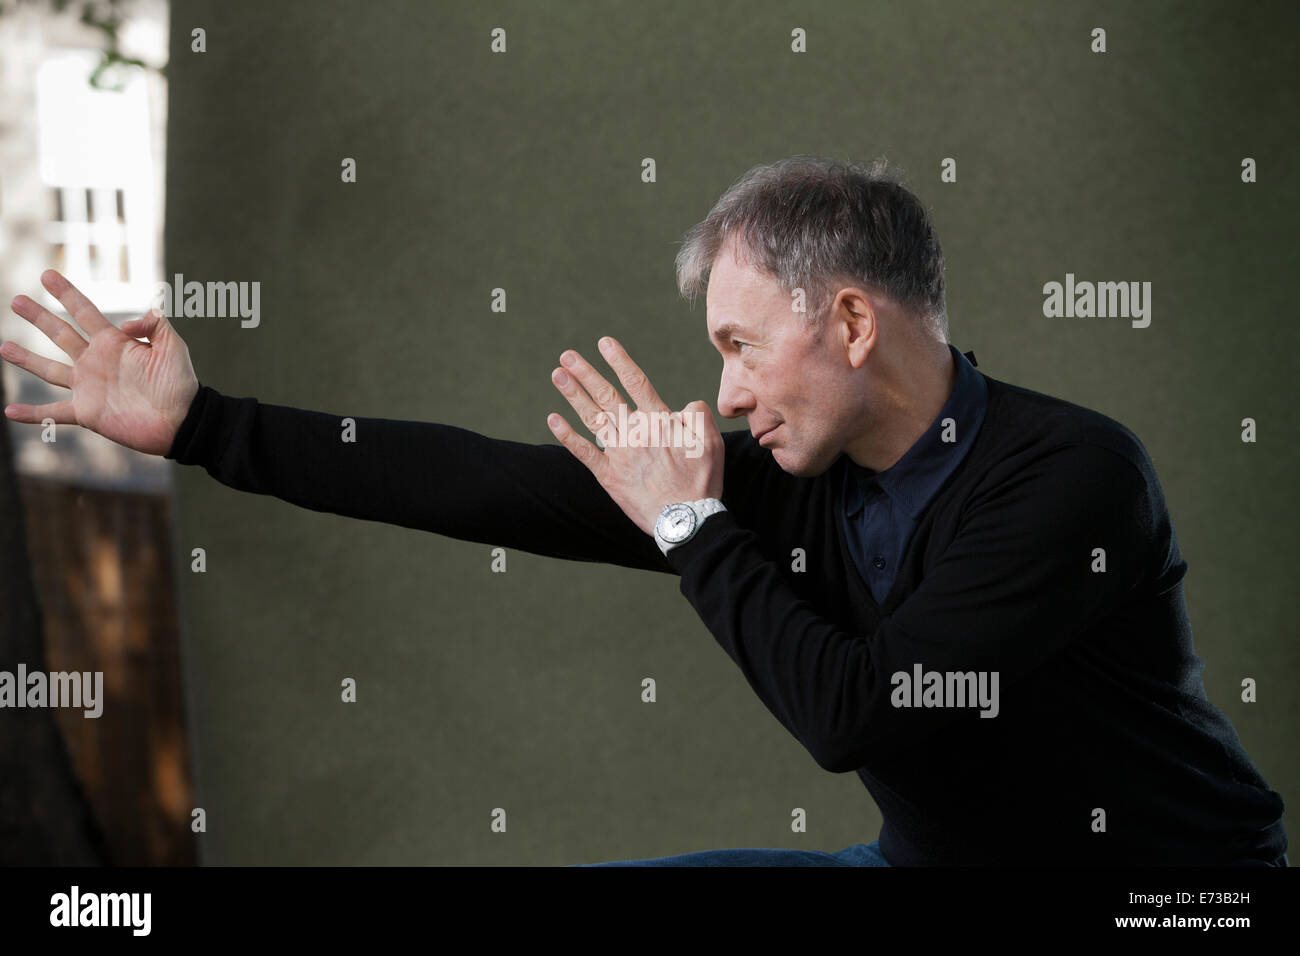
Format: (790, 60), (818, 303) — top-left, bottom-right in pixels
(755, 425), (779, 445)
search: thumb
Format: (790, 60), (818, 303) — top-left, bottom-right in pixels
(682, 400), (718, 436)
(121, 308), (171, 342)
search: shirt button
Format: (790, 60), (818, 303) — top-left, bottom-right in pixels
(872, 555), (886, 570)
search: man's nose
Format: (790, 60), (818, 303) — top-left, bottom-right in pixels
(717, 368), (751, 420)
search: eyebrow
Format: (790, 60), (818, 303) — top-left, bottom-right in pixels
(709, 321), (747, 345)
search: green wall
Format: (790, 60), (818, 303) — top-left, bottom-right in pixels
(164, 0), (1297, 864)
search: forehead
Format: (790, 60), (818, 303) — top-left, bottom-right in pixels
(705, 238), (781, 338)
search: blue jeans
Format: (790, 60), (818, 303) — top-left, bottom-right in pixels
(571, 839), (891, 866)
(572, 843), (1288, 865)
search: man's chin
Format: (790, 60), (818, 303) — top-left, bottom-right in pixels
(770, 445), (835, 478)
(769, 447), (807, 476)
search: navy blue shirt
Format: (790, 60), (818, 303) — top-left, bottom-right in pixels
(841, 344), (987, 605)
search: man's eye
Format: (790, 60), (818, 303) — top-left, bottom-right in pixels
(733, 340), (750, 352)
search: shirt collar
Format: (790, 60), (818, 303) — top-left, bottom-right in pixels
(843, 344), (987, 520)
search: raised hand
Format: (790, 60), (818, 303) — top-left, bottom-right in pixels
(2, 269), (199, 456)
(546, 335), (724, 536)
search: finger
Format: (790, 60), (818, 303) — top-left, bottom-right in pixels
(0, 340), (74, 389)
(596, 336), (669, 412)
(40, 269), (112, 336)
(3, 398), (77, 426)
(10, 293), (89, 361)
(546, 412), (606, 478)
(558, 348), (625, 424)
(552, 366), (619, 443)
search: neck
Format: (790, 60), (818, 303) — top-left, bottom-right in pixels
(844, 342), (956, 473)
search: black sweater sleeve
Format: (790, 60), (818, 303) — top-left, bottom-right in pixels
(164, 382), (692, 573)
(662, 441), (1157, 772)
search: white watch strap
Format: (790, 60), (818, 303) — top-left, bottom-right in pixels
(692, 497), (726, 521)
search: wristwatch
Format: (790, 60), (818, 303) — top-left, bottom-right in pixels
(654, 498), (727, 555)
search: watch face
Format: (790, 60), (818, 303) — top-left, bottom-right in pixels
(659, 503), (697, 543)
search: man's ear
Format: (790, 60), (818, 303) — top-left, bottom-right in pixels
(838, 291), (877, 370)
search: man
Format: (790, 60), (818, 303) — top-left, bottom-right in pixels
(3, 156), (1286, 866)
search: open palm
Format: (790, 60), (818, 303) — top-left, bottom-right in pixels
(2, 269), (199, 457)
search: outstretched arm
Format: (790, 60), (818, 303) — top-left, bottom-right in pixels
(3, 271), (730, 574)
(162, 332), (735, 573)
(164, 381), (678, 573)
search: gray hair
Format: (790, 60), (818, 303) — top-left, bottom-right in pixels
(674, 155), (949, 342)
